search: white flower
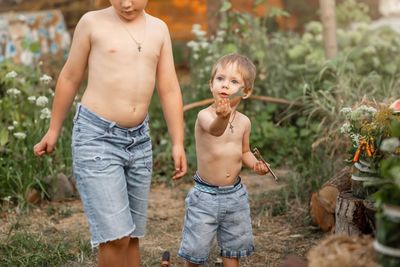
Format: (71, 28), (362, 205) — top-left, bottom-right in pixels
(13, 121), (18, 126)
(358, 105), (377, 114)
(13, 132), (26, 139)
(340, 107), (352, 115)
(191, 24), (202, 33)
(40, 108), (51, 119)
(39, 74), (52, 84)
(36, 96), (49, 107)
(27, 96), (36, 103)
(200, 42), (209, 49)
(5, 70), (17, 79)
(6, 88), (21, 96)
(187, 41), (200, 51)
(380, 138), (400, 153)
(8, 126), (14, 131)
(340, 123), (351, 134)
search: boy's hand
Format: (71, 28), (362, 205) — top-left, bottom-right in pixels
(253, 160), (270, 175)
(33, 130), (59, 157)
(172, 145), (187, 180)
(214, 98), (231, 119)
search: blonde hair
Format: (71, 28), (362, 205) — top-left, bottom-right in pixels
(210, 53), (256, 91)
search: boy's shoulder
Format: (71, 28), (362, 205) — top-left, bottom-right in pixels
(145, 13), (169, 33)
(236, 111), (251, 124)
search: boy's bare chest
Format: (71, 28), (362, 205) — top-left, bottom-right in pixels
(92, 29), (162, 64)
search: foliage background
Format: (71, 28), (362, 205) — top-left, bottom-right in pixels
(0, 0), (399, 206)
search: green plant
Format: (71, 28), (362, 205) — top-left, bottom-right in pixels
(0, 60), (73, 207)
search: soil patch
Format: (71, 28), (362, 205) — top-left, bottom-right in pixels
(0, 170), (323, 266)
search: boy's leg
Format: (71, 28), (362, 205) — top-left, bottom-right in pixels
(222, 257), (239, 267)
(127, 237), (140, 267)
(98, 237), (130, 267)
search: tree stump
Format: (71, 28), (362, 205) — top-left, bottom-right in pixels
(310, 166), (351, 231)
(335, 191), (374, 235)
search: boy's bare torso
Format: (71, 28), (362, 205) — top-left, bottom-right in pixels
(196, 106), (249, 186)
(80, 8), (164, 127)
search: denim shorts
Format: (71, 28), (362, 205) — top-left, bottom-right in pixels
(72, 103), (152, 247)
(178, 173), (254, 265)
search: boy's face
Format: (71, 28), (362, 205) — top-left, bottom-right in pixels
(210, 63), (245, 104)
(110, 0), (148, 21)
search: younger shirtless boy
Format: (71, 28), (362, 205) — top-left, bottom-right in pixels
(178, 53), (269, 267)
(33, 0), (186, 266)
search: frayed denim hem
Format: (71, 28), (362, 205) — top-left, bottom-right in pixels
(90, 228), (137, 248)
(220, 245), (255, 258)
(177, 251), (207, 265)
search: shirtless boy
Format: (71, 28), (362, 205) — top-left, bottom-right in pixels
(178, 53), (269, 267)
(33, 1), (186, 266)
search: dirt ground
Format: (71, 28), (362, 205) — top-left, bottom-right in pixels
(0, 170), (324, 267)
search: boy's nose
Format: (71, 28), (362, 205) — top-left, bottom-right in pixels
(121, 0), (133, 8)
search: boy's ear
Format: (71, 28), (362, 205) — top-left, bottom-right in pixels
(242, 87), (253, 99)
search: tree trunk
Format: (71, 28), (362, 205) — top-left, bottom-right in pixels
(310, 166), (351, 232)
(206, 0), (222, 36)
(335, 191), (374, 235)
(319, 0), (338, 59)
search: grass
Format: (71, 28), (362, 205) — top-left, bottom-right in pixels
(0, 232), (75, 266)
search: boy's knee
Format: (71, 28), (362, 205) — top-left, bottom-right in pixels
(102, 236), (130, 249)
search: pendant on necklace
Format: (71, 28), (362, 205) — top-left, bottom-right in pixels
(138, 45), (142, 52)
(229, 123), (234, 133)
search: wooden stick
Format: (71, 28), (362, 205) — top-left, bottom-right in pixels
(183, 95), (302, 112)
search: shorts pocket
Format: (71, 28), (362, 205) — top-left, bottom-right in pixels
(72, 121), (107, 146)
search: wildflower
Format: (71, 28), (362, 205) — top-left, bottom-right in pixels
(27, 96), (36, 103)
(13, 121), (18, 126)
(340, 122), (351, 134)
(380, 138), (400, 153)
(39, 74), (52, 84)
(340, 107), (352, 115)
(13, 132), (26, 139)
(8, 126), (14, 131)
(187, 41), (200, 51)
(5, 70), (17, 79)
(36, 96), (49, 107)
(40, 108), (51, 119)
(6, 88), (21, 96)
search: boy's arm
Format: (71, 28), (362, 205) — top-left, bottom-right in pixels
(242, 118), (269, 175)
(33, 14), (92, 156)
(155, 22), (187, 180)
(197, 99), (231, 136)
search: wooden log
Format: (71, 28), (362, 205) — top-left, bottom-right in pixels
(335, 191), (373, 235)
(310, 166), (351, 232)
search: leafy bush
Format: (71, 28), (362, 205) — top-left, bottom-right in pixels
(183, 0), (400, 199)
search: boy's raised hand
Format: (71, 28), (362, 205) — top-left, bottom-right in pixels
(214, 98), (231, 119)
(33, 130), (59, 157)
(253, 160), (270, 175)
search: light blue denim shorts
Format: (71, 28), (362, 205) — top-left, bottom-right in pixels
(72, 103), (152, 247)
(178, 173), (254, 265)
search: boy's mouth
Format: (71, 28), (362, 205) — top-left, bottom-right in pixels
(219, 92), (229, 98)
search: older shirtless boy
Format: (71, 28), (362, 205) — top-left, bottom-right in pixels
(34, 1), (186, 266)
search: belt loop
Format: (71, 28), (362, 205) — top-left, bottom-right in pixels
(107, 122), (116, 133)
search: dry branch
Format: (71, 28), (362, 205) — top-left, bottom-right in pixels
(183, 95), (302, 112)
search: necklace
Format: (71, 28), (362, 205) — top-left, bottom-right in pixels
(228, 111), (236, 133)
(115, 11), (146, 52)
